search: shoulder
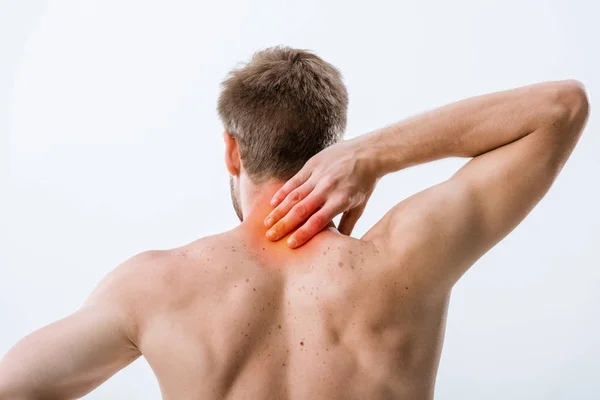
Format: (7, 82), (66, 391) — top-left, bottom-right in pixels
(108, 234), (225, 288)
(126, 234), (232, 294)
(85, 250), (169, 310)
(79, 250), (168, 347)
(85, 240), (220, 339)
(86, 239), (219, 312)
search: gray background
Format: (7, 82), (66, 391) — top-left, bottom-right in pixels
(2, 0), (598, 399)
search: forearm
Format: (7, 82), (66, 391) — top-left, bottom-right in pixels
(358, 80), (576, 177)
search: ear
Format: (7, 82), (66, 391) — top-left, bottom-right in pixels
(223, 131), (241, 176)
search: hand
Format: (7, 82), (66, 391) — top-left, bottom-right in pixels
(264, 138), (379, 248)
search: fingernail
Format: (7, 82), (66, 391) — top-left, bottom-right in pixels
(270, 198), (278, 206)
(264, 217), (273, 227)
(266, 230), (277, 240)
(288, 237), (297, 248)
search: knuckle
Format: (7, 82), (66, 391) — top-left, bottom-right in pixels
(293, 203), (308, 219)
(289, 190), (302, 202)
(280, 185), (292, 196)
(290, 176), (302, 187)
(322, 176), (335, 187)
(310, 213), (326, 228)
(337, 193), (351, 207)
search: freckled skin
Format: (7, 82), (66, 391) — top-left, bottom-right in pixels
(133, 206), (450, 400)
(1, 81), (587, 400)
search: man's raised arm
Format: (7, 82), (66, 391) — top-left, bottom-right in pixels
(264, 80), (589, 291)
(0, 252), (158, 399)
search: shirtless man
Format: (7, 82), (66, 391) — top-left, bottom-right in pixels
(0, 47), (590, 400)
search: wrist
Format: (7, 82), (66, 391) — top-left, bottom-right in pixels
(352, 130), (389, 180)
(355, 127), (410, 179)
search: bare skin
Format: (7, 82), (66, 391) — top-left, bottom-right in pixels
(0, 80), (589, 399)
(139, 188), (448, 399)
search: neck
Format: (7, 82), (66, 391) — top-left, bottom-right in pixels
(239, 179), (286, 227)
(238, 178), (336, 248)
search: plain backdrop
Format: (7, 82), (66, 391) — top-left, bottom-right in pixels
(2, 1), (599, 399)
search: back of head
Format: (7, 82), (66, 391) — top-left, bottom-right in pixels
(217, 46), (348, 184)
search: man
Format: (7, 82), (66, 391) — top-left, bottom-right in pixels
(0, 46), (589, 399)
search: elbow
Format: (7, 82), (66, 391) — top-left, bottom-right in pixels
(549, 79), (590, 127)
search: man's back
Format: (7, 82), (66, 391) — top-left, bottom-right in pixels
(139, 227), (447, 400)
(0, 79), (588, 400)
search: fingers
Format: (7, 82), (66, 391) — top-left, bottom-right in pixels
(265, 190), (324, 242)
(269, 168), (311, 207)
(287, 201), (341, 248)
(338, 206), (364, 236)
(264, 180), (315, 229)
(339, 189), (374, 236)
